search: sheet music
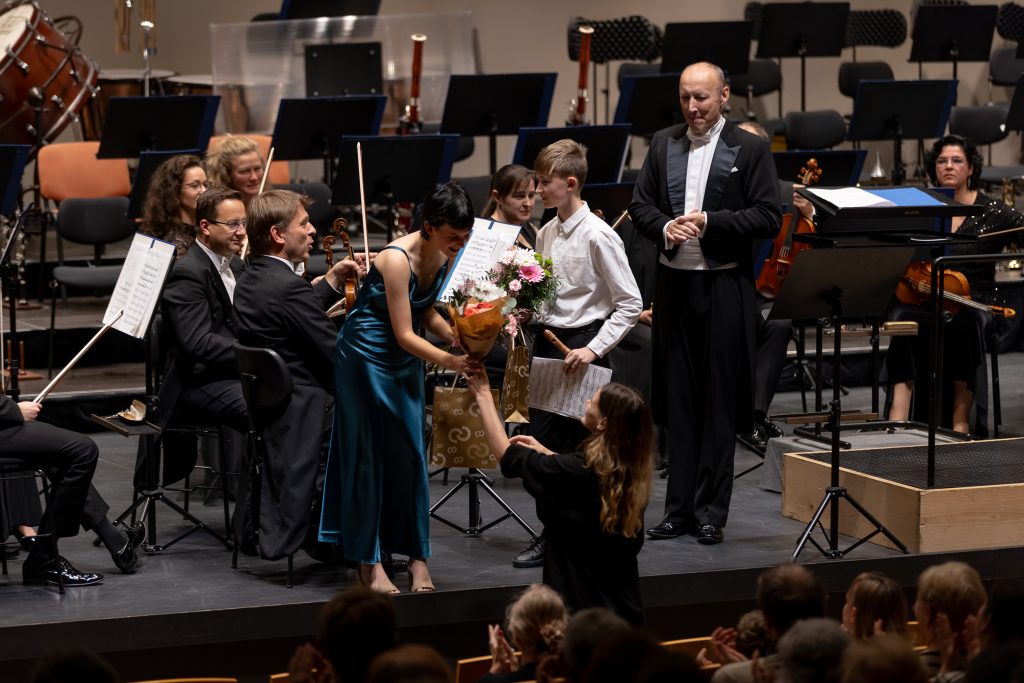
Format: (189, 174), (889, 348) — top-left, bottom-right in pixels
(528, 358), (612, 419)
(438, 217), (521, 301)
(807, 187), (896, 209)
(104, 233), (176, 338)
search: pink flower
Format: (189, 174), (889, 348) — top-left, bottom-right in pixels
(505, 319), (519, 337)
(508, 279), (522, 293)
(518, 264), (544, 283)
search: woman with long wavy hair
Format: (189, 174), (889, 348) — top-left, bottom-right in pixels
(468, 374), (654, 624)
(140, 154), (207, 258)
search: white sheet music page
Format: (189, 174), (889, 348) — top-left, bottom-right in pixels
(527, 357), (613, 419)
(807, 187), (896, 208)
(104, 233), (176, 338)
(438, 217), (521, 301)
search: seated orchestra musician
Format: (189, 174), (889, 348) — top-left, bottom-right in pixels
(140, 154), (209, 259)
(206, 136), (267, 210)
(233, 189), (363, 562)
(885, 134), (1023, 435)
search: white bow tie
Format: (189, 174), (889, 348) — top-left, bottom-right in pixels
(687, 130), (712, 147)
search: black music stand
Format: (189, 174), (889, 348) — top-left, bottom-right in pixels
(661, 21), (752, 77)
(613, 74), (683, 137)
(1, 145), (29, 397)
(127, 149), (202, 220)
(305, 42), (383, 97)
(512, 124), (630, 184)
(770, 246), (913, 559)
(581, 182), (634, 226)
(332, 135), (458, 241)
(773, 150), (867, 187)
(440, 74), (556, 176)
(910, 4), (997, 83)
(756, 2), (850, 112)
(271, 95), (385, 183)
(96, 96), (219, 158)
(847, 80), (956, 186)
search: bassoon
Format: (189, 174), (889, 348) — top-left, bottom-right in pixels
(398, 34), (427, 135)
(567, 25), (594, 126)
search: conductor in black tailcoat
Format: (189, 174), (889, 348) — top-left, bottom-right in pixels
(233, 189), (363, 561)
(628, 62), (781, 545)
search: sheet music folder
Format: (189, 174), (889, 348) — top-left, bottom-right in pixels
(800, 186), (982, 235)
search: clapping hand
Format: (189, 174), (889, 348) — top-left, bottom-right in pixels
(488, 624), (519, 675)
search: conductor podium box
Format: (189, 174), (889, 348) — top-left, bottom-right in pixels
(781, 438), (1024, 553)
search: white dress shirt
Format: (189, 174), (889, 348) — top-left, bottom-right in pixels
(535, 202), (643, 358)
(195, 240), (237, 303)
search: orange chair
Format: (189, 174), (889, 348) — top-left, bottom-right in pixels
(207, 133), (290, 185)
(37, 141), (131, 200)
(128, 679), (238, 683)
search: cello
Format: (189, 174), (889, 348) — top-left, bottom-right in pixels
(756, 159), (822, 299)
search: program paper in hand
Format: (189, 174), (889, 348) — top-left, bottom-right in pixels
(528, 357), (612, 419)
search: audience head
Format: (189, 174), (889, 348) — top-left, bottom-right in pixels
(246, 188), (313, 261)
(737, 121), (770, 142)
(141, 154), (207, 238)
(914, 561), (986, 642)
(678, 61), (729, 136)
(582, 383), (655, 538)
(842, 571), (909, 640)
(734, 609), (773, 658)
(506, 584), (568, 657)
(482, 163), (537, 225)
(367, 644), (451, 683)
(32, 649), (119, 683)
(776, 617), (850, 683)
(418, 182), (475, 254)
(841, 633), (928, 683)
(535, 139), (589, 204)
(756, 563), (827, 640)
(634, 650), (703, 683)
(206, 135), (265, 205)
(925, 134), (983, 192)
(317, 586), (398, 683)
(195, 188), (246, 258)
(561, 608), (633, 682)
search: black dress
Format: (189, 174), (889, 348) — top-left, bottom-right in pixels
(500, 444), (644, 624)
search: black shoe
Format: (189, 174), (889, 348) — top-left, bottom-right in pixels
(513, 535), (545, 568)
(741, 423), (769, 448)
(762, 420), (784, 439)
(23, 555), (103, 587)
(18, 534), (39, 552)
(112, 522), (146, 574)
(696, 524), (724, 545)
(646, 521), (690, 539)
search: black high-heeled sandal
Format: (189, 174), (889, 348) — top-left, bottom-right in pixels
(17, 534), (39, 552)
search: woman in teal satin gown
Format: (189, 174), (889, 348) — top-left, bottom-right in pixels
(320, 182), (480, 594)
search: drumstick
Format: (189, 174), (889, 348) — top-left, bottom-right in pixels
(543, 330), (571, 357)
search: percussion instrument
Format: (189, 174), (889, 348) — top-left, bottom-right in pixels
(80, 67), (174, 140)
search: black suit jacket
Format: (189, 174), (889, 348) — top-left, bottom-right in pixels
(232, 255), (340, 559)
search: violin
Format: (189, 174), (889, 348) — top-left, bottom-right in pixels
(322, 217), (358, 316)
(895, 260), (1016, 318)
(756, 159), (822, 300)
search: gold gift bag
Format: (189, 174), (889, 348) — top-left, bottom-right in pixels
(501, 338), (531, 423)
(430, 386), (501, 469)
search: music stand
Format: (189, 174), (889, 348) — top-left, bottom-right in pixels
(440, 73), (556, 176)
(512, 124), (631, 184)
(613, 73), (683, 137)
(305, 42), (383, 97)
(770, 246), (914, 559)
(96, 96), (219, 158)
(660, 21), (752, 77)
(909, 4), (997, 83)
(0, 145), (29, 395)
(332, 134), (458, 241)
(756, 2), (850, 112)
(581, 182), (634, 226)
(127, 149), (202, 221)
(773, 150), (867, 187)
(847, 80), (956, 186)
(0, 145), (28, 218)
(270, 95), (386, 183)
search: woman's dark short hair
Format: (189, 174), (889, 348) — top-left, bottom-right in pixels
(925, 134), (984, 190)
(419, 181), (475, 238)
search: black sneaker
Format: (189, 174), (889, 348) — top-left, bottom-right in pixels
(513, 535), (545, 568)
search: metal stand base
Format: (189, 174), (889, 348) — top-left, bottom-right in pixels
(792, 485), (909, 560)
(116, 485), (231, 553)
(430, 468), (537, 537)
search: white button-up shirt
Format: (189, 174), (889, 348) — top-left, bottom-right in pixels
(195, 240), (237, 303)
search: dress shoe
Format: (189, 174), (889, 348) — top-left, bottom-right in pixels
(111, 522), (146, 574)
(762, 420), (784, 439)
(741, 423), (768, 449)
(512, 535), (545, 568)
(696, 524), (724, 545)
(23, 555), (103, 587)
(646, 521), (690, 540)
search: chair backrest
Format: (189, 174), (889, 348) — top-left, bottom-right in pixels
(990, 46), (1024, 87)
(729, 59), (782, 98)
(838, 61), (895, 99)
(617, 61), (660, 89)
(277, 181), (337, 232)
(208, 133), (290, 185)
(55, 197), (136, 246)
(38, 142), (131, 200)
(234, 343), (293, 412)
(949, 105), (1010, 147)
(454, 655), (493, 683)
(784, 110), (847, 150)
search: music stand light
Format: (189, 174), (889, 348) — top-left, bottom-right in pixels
(660, 21), (752, 78)
(96, 96), (219, 158)
(512, 124), (631, 184)
(614, 73), (683, 138)
(440, 73), (556, 176)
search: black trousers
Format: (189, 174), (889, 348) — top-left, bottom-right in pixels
(657, 268), (745, 528)
(754, 305), (792, 419)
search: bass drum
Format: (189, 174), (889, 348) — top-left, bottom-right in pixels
(0, 2), (98, 148)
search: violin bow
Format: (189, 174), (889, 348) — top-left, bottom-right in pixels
(239, 146), (275, 261)
(356, 141), (371, 266)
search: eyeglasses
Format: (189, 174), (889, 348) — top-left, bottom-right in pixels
(209, 219), (247, 230)
(182, 181), (208, 191)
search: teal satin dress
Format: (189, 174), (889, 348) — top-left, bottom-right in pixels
(319, 246), (448, 564)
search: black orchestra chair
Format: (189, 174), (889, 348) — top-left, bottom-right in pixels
(949, 105), (1010, 166)
(728, 59), (782, 124)
(784, 110), (847, 151)
(838, 61), (894, 102)
(0, 459), (63, 593)
(232, 342), (296, 587)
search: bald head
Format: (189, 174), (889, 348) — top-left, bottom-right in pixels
(679, 61), (729, 136)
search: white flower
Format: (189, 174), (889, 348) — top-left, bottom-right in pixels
(513, 249), (538, 267)
(469, 281), (504, 302)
